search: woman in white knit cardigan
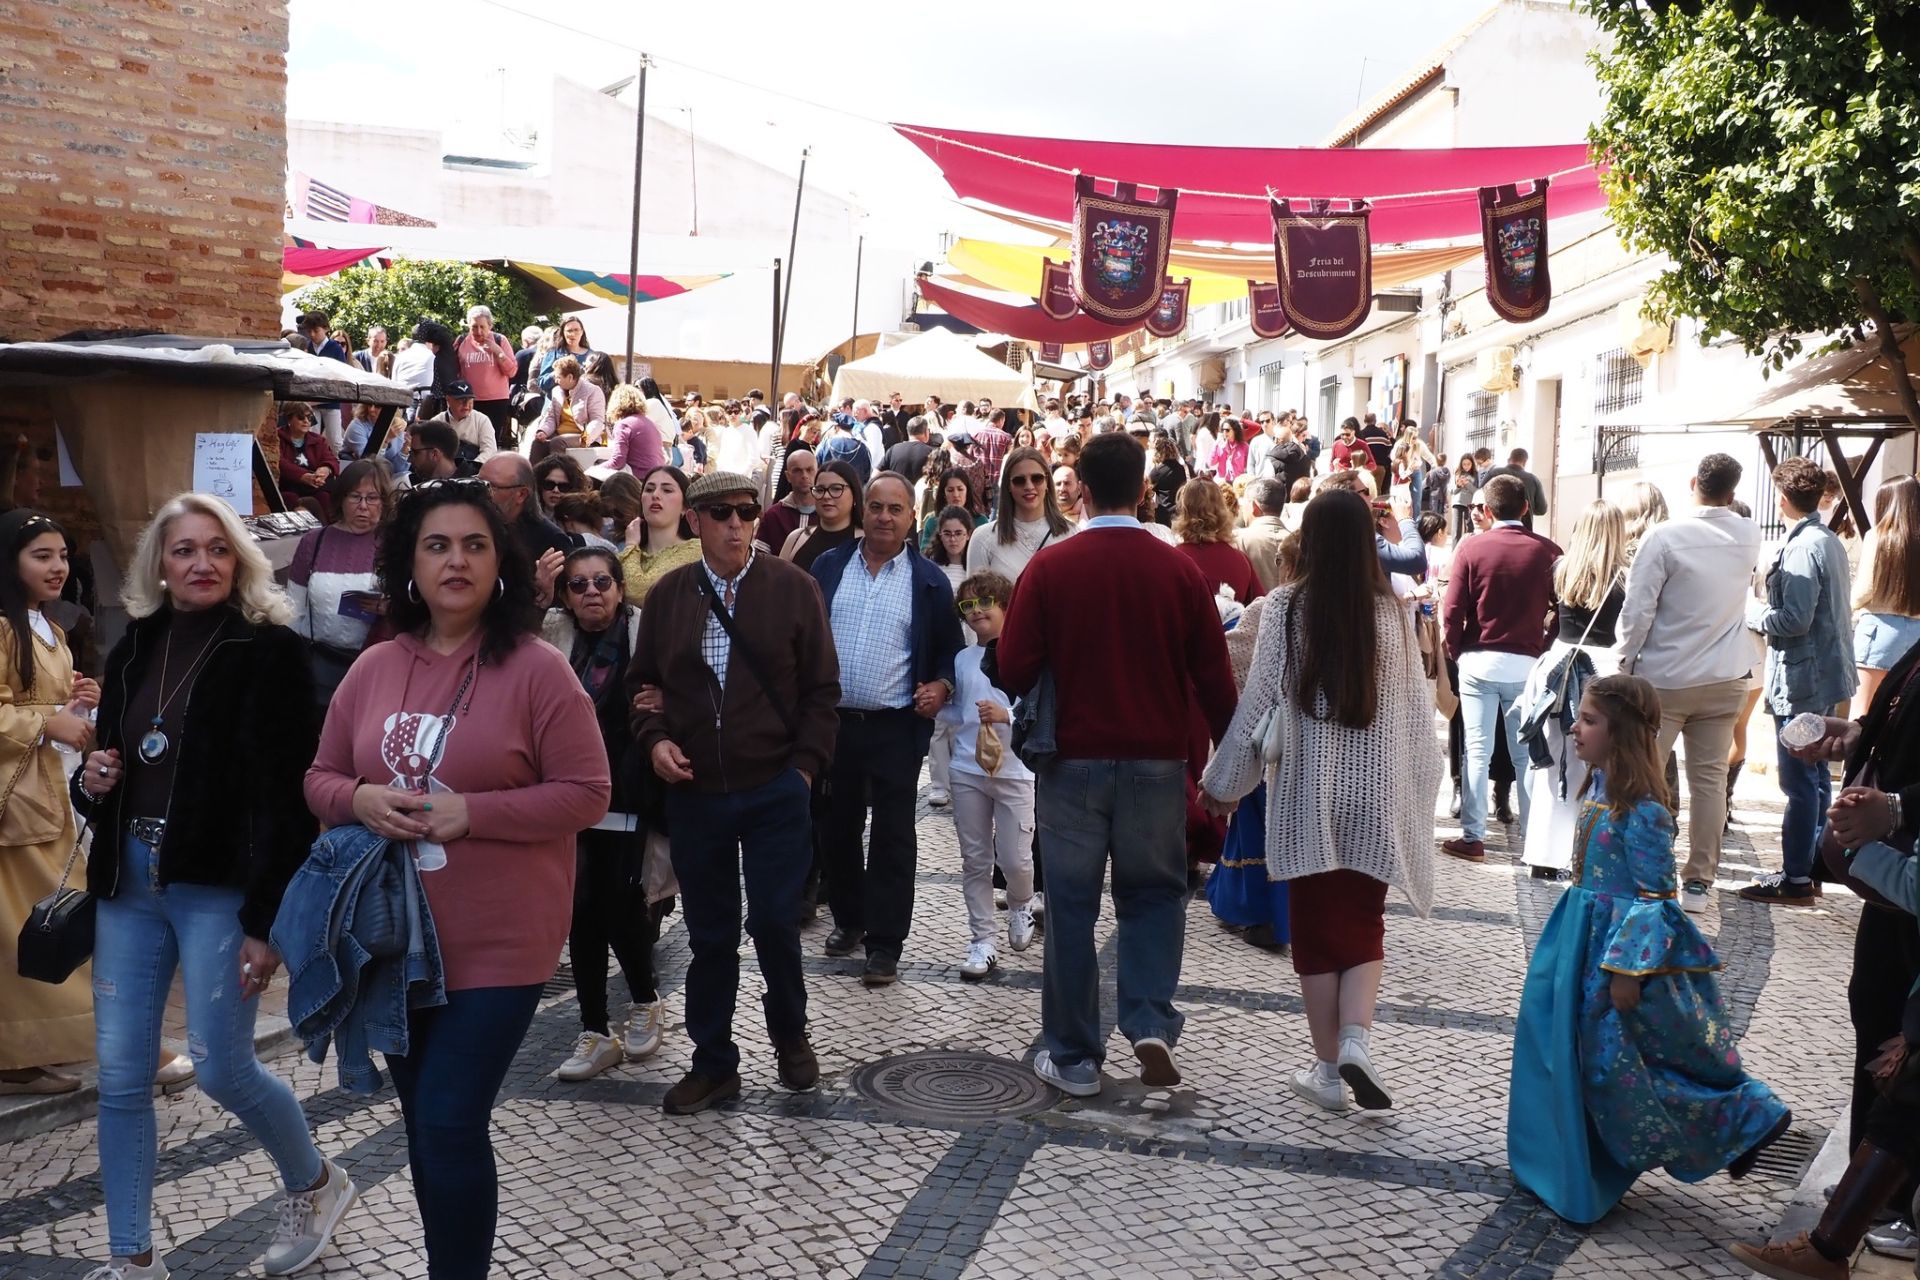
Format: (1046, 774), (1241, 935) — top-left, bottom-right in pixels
(1202, 489), (1442, 1115)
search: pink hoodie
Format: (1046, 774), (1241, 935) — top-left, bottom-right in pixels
(305, 630), (610, 991)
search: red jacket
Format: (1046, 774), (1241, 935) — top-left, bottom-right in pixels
(1443, 524), (1561, 662)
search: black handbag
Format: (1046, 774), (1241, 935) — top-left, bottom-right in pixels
(18, 820), (95, 984)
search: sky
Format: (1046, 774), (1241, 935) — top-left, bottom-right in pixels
(286, 0), (1500, 249)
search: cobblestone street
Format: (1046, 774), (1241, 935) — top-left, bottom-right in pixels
(0, 770), (1877, 1278)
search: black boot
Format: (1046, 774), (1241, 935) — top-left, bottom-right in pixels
(1494, 781), (1514, 826)
(1724, 759), (1744, 833)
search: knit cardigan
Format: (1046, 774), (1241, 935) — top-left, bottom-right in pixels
(1201, 584), (1441, 917)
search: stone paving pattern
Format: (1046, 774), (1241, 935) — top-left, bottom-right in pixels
(0, 765), (1871, 1278)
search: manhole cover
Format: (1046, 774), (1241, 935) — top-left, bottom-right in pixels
(850, 1050), (1058, 1122)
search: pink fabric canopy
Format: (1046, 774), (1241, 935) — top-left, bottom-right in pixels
(895, 125), (1604, 244)
(917, 277), (1136, 344)
(283, 244), (382, 278)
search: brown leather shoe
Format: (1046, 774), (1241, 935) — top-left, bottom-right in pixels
(661, 1070), (741, 1116)
(1726, 1234), (1847, 1280)
(1441, 838), (1486, 862)
(775, 1036), (819, 1091)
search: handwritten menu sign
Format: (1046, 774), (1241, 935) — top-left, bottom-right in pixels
(192, 433), (252, 510)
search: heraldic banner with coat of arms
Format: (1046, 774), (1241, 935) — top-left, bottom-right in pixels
(1071, 175), (1179, 324)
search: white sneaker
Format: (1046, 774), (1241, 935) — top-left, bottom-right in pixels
(557, 1030), (625, 1081)
(1289, 1065), (1348, 1111)
(154, 1052), (195, 1092)
(994, 888), (1008, 909)
(1337, 1036), (1393, 1110)
(927, 791), (951, 808)
(959, 940), (998, 981)
(262, 1158), (356, 1276)
(1029, 891), (1045, 922)
(84, 1260), (169, 1280)
(621, 1000), (664, 1061)
(1008, 906), (1036, 952)
(1681, 882), (1710, 915)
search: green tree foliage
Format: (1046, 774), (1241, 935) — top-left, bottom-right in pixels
(294, 260), (538, 352)
(1583, 0), (1920, 426)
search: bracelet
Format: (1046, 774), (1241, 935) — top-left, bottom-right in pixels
(1888, 790), (1905, 833)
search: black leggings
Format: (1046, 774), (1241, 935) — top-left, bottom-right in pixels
(570, 829), (670, 1034)
(1850, 903), (1920, 1191)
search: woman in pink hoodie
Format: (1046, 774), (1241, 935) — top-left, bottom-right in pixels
(305, 481), (609, 1279)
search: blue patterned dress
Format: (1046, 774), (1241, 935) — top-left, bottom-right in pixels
(1507, 782), (1788, 1224)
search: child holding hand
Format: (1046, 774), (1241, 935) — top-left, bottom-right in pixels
(1508, 674), (1790, 1225)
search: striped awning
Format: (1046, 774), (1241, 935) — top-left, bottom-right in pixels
(508, 261), (730, 309)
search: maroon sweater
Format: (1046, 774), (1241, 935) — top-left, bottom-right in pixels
(1442, 524), (1561, 661)
(998, 523), (1237, 761)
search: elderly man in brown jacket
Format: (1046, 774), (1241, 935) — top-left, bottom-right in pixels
(629, 470), (841, 1116)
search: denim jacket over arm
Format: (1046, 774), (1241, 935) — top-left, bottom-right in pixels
(1747, 515), (1858, 715)
(270, 824), (446, 1094)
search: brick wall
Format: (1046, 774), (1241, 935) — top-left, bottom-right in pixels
(0, 0), (289, 339)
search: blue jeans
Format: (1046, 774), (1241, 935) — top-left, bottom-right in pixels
(1459, 669), (1531, 842)
(95, 833), (323, 1257)
(1035, 758), (1188, 1068)
(666, 769), (813, 1078)
(1773, 714), (1832, 880)
(385, 983), (542, 1280)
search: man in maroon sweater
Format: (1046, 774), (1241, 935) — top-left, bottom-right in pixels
(998, 433), (1238, 1098)
(1441, 474), (1560, 862)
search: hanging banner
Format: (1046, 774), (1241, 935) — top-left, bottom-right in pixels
(1039, 257), (1078, 320)
(1248, 280), (1290, 339)
(1087, 339), (1113, 371)
(1143, 278), (1191, 339)
(1271, 198), (1372, 341)
(1480, 179), (1551, 324)
(1039, 342), (1063, 363)
(1071, 175), (1179, 324)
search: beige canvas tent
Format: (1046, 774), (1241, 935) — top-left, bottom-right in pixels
(829, 327), (1038, 412)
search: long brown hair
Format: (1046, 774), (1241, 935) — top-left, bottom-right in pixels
(1287, 489), (1389, 728)
(1578, 674), (1673, 819)
(1863, 475), (1920, 617)
(993, 446), (1071, 543)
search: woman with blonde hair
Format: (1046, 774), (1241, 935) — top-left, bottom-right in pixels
(1172, 478), (1263, 605)
(75, 493), (354, 1278)
(1619, 481), (1669, 563)
(1850, 474), (1920, 716)
(1520, 500), (1629, 877)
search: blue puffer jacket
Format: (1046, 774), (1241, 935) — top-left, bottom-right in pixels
(270, 824), (445, 1094)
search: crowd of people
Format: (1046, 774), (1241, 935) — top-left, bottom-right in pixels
(2, 315), (1917, 1279)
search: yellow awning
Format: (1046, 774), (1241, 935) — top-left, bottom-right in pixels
(950, 232), (1480, 293)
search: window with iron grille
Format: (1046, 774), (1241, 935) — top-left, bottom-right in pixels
(1466, 392), (1497, 446)
(1591, 349), (1643, 473)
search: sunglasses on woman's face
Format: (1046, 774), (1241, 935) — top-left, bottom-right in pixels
(1008, 473), (1046, 488)
(542, 479), (570, 491)
(567, 573), (616, 595)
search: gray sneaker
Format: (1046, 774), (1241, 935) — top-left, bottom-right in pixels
(1032, 1049), (1100, 1097)
(1681, 882), (1710, 915)
(262, 1158), (356, 1275)
(1867, 1217), (1919, 1261)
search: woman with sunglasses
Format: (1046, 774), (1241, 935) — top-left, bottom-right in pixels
(780, 459), (862, 571)
(533, 454), (586, 517)
(305, 482), (608, 1277)
(966, 447), (1073, 581)
(277, 400), (342, 524)
(617, 465), (702, 605)
(544, 548), (673, 1082)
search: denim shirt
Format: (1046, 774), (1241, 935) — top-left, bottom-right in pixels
(270, 824), (446, 1094)
(1748, 515), (1858, 715)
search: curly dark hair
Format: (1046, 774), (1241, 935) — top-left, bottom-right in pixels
(379, 481), (541, 663)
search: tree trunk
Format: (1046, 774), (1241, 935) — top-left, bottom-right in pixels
(1854, 278), (1920, 433)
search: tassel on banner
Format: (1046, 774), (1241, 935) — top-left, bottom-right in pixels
(1143, 278), (1192, 339)
(1087, 339), (1113, 371)
(1248, 280), (1290, 339)
(1071, 174), (1179, 324)
(1039, 257), (1078, 320)
(1480, 179), (1551, 324)
(1270, 197), (1373, 341)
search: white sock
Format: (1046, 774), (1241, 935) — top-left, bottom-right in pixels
(1339, 1023), (1369, 1049)
(1312, 1059), (1341, 1085)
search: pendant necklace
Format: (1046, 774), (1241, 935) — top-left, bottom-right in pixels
(138, 624), (224, 765)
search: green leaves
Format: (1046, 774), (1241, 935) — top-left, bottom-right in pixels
(294, 260), (538, 352)
(1581, 0), (1920, 397)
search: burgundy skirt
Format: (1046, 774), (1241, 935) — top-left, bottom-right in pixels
(1287, 868), (1389, 975)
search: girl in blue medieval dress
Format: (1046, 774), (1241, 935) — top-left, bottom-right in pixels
(1508, 674), (1792, 1224)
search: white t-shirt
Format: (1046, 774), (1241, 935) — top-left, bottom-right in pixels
(965, 516), (1070, 581)
(393, 344), (435, 390)
(940, 645), (1033, 783)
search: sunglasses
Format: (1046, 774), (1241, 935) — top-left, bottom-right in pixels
(699, 501), (762, 524)
(813, 483), (849, 499)
(566, 573), (616, 594)
(956, 597), (1003, 615)
(542, 479), (571, 491)
(1008, 474), (1046, 488)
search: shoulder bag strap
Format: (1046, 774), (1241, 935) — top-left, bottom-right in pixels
(696, 572), (802, 742)
(302, 526), (329, 645)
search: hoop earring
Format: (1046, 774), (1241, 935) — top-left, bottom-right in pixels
(406, 580), (420, 603)
(494, 577), (505, 600)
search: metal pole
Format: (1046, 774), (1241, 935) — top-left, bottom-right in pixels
(622, 54), (651, 382)
(770, 258), (782, 400)
(773, 147), (809, 373)
(848, 234), (863, 361)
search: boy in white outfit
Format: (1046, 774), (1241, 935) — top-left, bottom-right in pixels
(941, 571), (1037, 978)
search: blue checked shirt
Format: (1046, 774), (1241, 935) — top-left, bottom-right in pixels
(700, 552), (754, 689)
(829, 544), (915, 710)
